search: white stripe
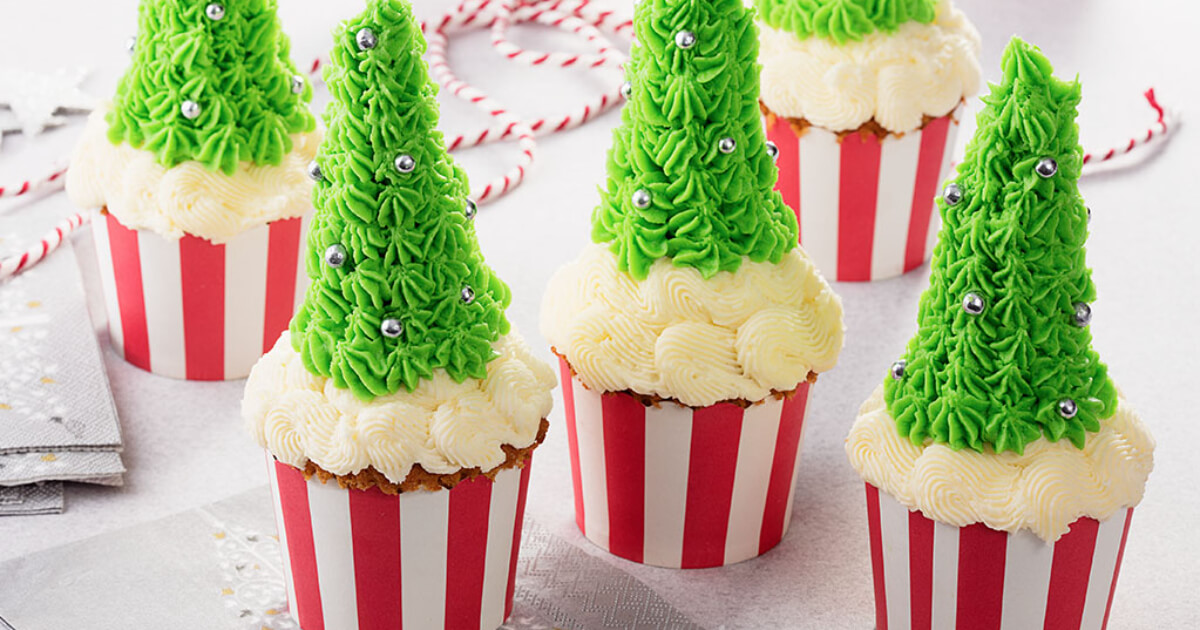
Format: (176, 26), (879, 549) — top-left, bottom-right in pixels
(781, 390), (813, 535)
(265, 455), (299, 621)
(1000, 529), (1054, 629)
(401, 488), (450, 628)
(642, 403), (692, 568)
(223, 223), (270, 379)
(295, 212), (312, 310)
(1080, 510), (1129, 629)
(724, 399), (781, 564)
(306, 479), (358, 630)
(137, 231), (185, 379)
(90, 212), (124, 356)
(798, 127), (840, 278)
(479, 468), (521, 630)
(878, 492), (912, 630)
(871, 131), (922, 280)
(572, 377), (610, 553)
(931, 521), (960, 628)
(928, 109), (963, 258)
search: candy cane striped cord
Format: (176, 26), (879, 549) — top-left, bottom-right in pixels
(1083, 89), (1178, 169)
(0, 211), (90, 281)
(491, 0), (628, 69)
(0, 164), (69, 201)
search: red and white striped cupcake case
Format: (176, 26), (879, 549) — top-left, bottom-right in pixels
(91, 210), (309, 380)
(559, 358), (812, 569)
(865, 485), (1134, 630)
(268, 455), (533, 630)
(766, 107), (962, 282)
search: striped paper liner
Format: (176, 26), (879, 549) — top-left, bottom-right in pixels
(766, 106), (962, 282)
(559, 357), (813, 568)
(865, 484), (1134, 630)
(91, 210), (309, 380)
(268, 455), (533, 630)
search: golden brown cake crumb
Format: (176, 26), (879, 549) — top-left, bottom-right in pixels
(760, 101), (959, 142)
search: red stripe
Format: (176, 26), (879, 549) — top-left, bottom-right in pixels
(768, 117), (801, 243)
(601, 391), (646, 563)
(759, 383), (810, 555)
(955, 523), (1007, 629)
(275, 460), (325, 629)
(559, 358), (586, 534)
(866, 484), (888, 630)
(838, 132), (883, 281)
(681, 403), (743, 568)
(505, 462), (533, 621)
(262, 217), (303, 353)
(179, 234), (226, 380)
(1044, 517), (1101, 630)
(445, 475), (492, 630)
(904, 115), (951, 273)
(908, 508), (935, 630)
(348, 486), (403, 630)
(1101, 510), (1133, 630)
(105, 213), (151, 372)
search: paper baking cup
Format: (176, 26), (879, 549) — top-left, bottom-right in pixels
(91, 210), (309, 380)
(765, 107), (962, 282)
(268, 455), (533, 630)
(559, 357), (812, 568)
(864, 484), (1134, 630)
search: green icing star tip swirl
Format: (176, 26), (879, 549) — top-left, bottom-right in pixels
(289, 0), (511, 401)
(753, 0), (938, 44)
(883, 37), (1116, 455)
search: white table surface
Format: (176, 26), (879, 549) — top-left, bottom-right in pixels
(1, 0), (1198, 627)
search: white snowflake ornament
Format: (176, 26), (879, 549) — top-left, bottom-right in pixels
(0, 67), (95, 138)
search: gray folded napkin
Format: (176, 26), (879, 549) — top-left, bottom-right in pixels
(0, 482), (63, 516)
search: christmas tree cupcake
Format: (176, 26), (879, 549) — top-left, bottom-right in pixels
(542, 0), (844, 568)
(846, 39), (1154, 629)
(67, 0), (318, 380)
(756, 0), (982, 281)
(242, 1), (554, 627)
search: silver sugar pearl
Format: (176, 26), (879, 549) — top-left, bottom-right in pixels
(307, 161), (323, 181)
(180, 100), (201, 120)
(962, 293), (985, 315)
(718, 137), (737, 154)
(1036, 157), (1058, 178)
(381, 319), (403, 338)
(291, 75), (305, 95)
(323, 244), (347, 269)
(356, 28), (378, 51)
(465, 198), (477, 220)
(126, 35), (137, 55)
(1058, 399), (1078, 419)
(205, 3), (225, 21)
(1087, 206), (1092, 224)
(461, 286), (476, 304)
(1073, 302), (1092, 327)
(943, 183), (963, 206)
(620, 81), (632, 99)
(674, 30), (696, 49)
(766, 141), (779, 161)
(394, 154), (415, 174)
(631, 188), (652, 209)
(890, 360), (906, 381)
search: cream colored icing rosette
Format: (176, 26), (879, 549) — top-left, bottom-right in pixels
(245, 331), (556, 484)
(67, 105), (321, 243)
(542, 243), (844, 407)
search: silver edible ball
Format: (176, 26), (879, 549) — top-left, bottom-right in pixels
(1073, 302), (1092, 327)
(323, 244), (347, 269)
(766, 141), (779, 161)
(674, 30), (696, 49)
(465, 198), (477, 220)
(180, 100), (202, 120)
(291, 75), (305, 95)
(890, 360), (906, 381)
(394, 154), (415, 174)
(718, 137), (736, 154)
(962, 293), (985, 315)
(461, 286), (476, 304)
(205, 3), (225, 21)
(943, 183), (962, 206)
(1087, 206), (1092, 224)
(631, 188), (652, 209)
(1036, 157), (1058, 178)
(126, 35), (137, 55)
(356, 28), (378, 51)
(381, 319), (403, 338)
(620, 81), (632, 99)
(1058, 398), (1078, 419)
(307, 161), (323, 181)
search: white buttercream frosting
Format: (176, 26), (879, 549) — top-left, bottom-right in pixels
(758, 0), (982, 133)
(541, 243), (844, 407)
(847, 385), (1155, 542)
(67, 105), (319, 243)
(244, 331), (556, 484)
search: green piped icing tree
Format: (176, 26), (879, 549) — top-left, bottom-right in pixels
(290, 0), (511, 401)
(108, 0), (316, 175)
(884, 38), (1116, 455)
(753, 0), (937, 44)
(591, 0), (797, 280)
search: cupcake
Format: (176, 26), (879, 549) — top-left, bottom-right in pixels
(242, 1), (555, 627)
(846, 39), (1154, 629)
(66, 0), (318, 380)
(755, 0), (982, 281)
(542, 0), (844, 569)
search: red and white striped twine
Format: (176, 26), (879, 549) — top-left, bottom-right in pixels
(0, 210), (89, 280)
(1082, 88), (1176, 169)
